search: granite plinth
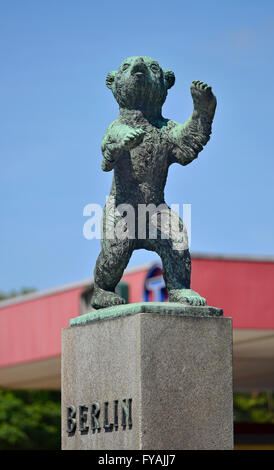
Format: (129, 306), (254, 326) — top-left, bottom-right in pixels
(62, 305), (233, 450)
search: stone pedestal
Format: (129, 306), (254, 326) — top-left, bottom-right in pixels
(61, 303), (233, 450)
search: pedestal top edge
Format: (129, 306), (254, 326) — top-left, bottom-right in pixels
(69, 302), (224, 327)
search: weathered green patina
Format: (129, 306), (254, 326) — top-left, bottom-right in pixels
(70, 303), (223, 327)
(91, 56), (217, 310)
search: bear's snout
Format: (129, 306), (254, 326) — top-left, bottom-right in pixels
(131, 58), (148, 76)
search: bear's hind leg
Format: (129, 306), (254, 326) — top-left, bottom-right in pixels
(160, 244), (207, 306)
(141, 206), (206, 306)
(91, 238), (135, 310)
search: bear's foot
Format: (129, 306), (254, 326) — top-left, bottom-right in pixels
(91, 285), (126, 310)
(168, 289), (207, 306)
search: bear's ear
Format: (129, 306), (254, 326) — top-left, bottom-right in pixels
(164, 70), (175, 90)
(106, 71), (117, 89)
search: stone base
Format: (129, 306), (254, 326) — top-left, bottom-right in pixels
(62, 305), (233, 450)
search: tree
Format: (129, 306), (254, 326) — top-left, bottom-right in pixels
(0, 390), (61, 450)
(234, 392), (274, 423)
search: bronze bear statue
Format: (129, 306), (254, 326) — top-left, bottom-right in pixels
(91, 56), (216, 309)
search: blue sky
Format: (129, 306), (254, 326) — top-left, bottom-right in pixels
(1, 0), (274, 292)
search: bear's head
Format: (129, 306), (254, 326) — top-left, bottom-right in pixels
(106, 56), (175, 115)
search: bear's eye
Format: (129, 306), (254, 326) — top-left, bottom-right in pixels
(150, 64), (159, 73)
(122, 63), (130, 71)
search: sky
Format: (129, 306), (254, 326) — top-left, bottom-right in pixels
(1, 0), (274, 293)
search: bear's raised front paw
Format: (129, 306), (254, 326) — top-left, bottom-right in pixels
(121, 128), (145, 151)
(191, 80), (216, 114)
(169, 289), (207, 307)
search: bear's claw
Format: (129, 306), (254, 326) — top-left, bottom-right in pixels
(168, 289), (207, 306)
(91, 286), (127, 310)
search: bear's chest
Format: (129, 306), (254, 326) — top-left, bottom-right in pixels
(129, 126), (169, 179)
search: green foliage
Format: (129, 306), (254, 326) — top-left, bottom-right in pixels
(0, 390), (61, 450)
(234, 392), (274, 423)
